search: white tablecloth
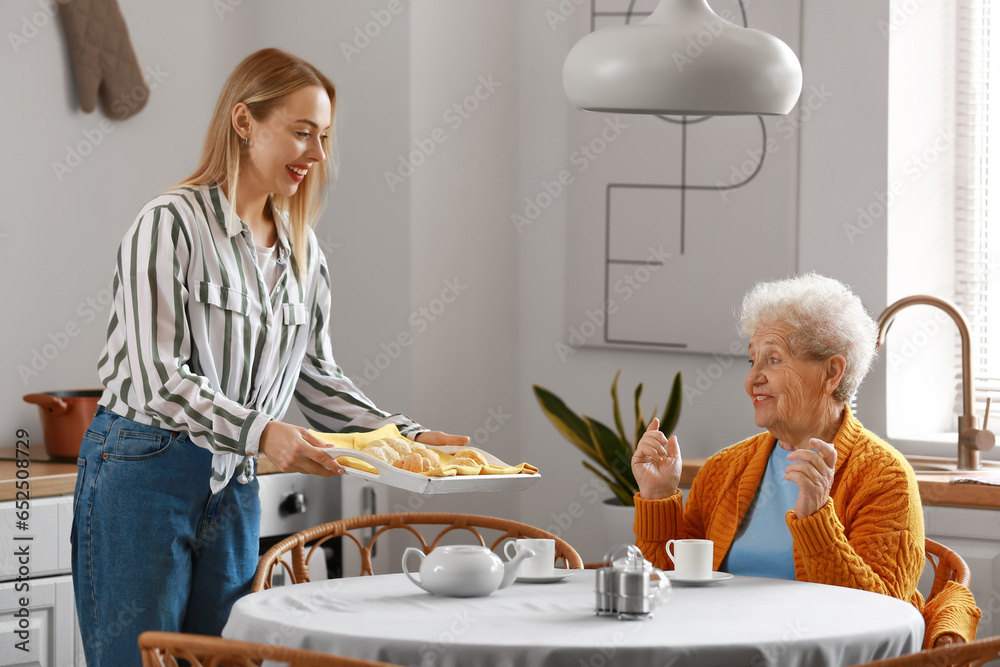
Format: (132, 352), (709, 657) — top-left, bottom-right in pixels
(223, 572), (924, 667)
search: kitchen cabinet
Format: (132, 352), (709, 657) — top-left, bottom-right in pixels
(339, 474), (389, 575)
(0, 575), (78, 667)
(0, 495), (82, 666)
(0, 496), (72, 580)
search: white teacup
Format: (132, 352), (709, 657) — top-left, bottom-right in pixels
(504, 538), (555, 578)
(665, 539), (713, 580)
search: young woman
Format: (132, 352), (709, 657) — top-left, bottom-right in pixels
(71, 48), (468, 666)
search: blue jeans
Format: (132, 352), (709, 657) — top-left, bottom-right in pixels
(71, 406), (261, 666)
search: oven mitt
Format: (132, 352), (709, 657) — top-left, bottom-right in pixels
(57, 0), (148, 119)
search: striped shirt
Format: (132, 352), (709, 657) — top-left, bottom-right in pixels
(97, 183), (423, 492)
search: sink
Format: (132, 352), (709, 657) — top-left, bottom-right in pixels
(905, 456), (1000, 474)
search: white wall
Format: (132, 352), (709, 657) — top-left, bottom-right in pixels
(400, 1), (522, 519)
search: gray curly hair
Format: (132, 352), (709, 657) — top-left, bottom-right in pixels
(738, 273), (878, 404)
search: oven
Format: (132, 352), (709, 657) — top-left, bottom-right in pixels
(257, 472), (388, 583)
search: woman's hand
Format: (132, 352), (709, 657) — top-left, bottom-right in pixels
(785, 438), (837, 519)
(258, 421), (345, 476)
(631, 418), (682, 500)
(414, 431), (471, 447)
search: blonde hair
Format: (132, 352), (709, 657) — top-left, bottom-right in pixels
(180, 48), (339, 281)
(738, 273), (878, 404)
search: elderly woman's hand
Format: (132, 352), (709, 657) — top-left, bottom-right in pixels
(785, 438), (837, 519)
(631, 418), (682, 500)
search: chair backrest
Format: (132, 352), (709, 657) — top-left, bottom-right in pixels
(848, 635), (1000, 667)
(925, 537), (971, 600)
(253, 512), (584, 592)
(138, 631), (400, 667)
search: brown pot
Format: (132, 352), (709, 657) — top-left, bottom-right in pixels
(22, 389), (103, 461)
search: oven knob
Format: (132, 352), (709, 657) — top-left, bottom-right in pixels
(279, 492), (307, 516)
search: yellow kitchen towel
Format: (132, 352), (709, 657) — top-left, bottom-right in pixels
(310, 424), (404, 474)
(433, 451), (540, 477)
(309, 426), (539, 477)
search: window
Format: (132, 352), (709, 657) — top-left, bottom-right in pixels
(953, 0), (997, 422)
(885, 0), (995, 449)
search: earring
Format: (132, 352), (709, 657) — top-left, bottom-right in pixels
(242, 135), (249, 147)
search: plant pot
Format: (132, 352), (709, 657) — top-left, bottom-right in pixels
(597, 497), (637, 556)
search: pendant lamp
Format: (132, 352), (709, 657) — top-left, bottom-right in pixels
(562, 0), (803, 115)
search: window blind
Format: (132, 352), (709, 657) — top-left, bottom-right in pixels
(953, 0), (995, 420)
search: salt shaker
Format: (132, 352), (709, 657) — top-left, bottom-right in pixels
(594, 544), (671, 620)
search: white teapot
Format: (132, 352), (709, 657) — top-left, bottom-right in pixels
(402, 544), (535, 597)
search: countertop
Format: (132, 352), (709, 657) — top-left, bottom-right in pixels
(0, 445), (281, 501)
(2, 448), (998, 510)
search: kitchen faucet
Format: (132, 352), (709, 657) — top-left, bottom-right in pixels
(876, 295), (995, 470)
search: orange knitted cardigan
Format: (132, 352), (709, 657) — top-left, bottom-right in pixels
(633, 407), (980, 647)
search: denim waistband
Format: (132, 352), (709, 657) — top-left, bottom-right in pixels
(90, 405), (191, 443)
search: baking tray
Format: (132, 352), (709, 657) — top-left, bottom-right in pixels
(320, 445), (541, 495)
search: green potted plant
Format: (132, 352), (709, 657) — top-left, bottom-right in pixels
(533, 370), (682, 507)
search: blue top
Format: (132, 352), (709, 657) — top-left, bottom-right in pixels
(721, 441), (800, 580)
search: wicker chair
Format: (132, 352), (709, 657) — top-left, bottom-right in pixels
(924, 538), (973, 649)
(849, 635), (1000, 667)
(138, 631), (400, 666)
(253, 512), (584, 592)
(848, 538), (977, 665)
(926, 538), (971, 598)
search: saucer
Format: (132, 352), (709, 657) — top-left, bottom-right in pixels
(663, 571), (733, 586)
(515, 569), (576, 584)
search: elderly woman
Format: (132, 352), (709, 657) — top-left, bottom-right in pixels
(631, 273), (979, 647)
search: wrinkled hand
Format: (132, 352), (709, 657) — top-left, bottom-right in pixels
(785, 438), (837, 519)
(258, 421), (344, 476)
(631, 418), (682, 500)
(414, 431), (471, 447)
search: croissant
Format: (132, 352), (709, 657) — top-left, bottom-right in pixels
(362, 441), (401, 465)
(394, 448), (441, 473)
(382, 437), (418, 457)
(450, 448), (489, 467)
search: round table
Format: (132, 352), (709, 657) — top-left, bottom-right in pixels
(223, 571), (924, 667)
